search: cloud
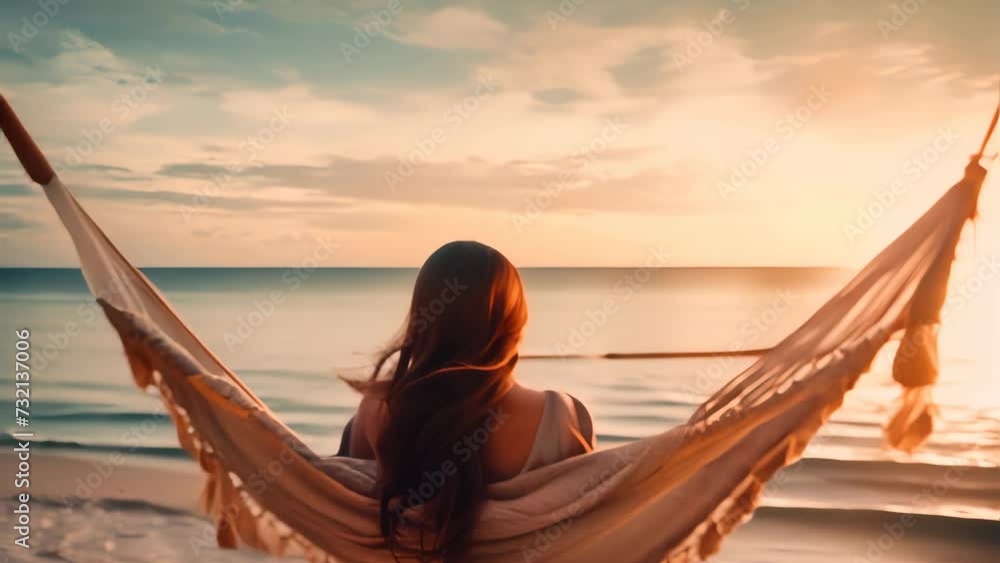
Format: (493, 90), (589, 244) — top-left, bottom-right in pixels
(71, 183), (350, 214)
(158, 155), (544, 210)
(391, 7), (508, 51)
(153, 147), (712, 218)
(608, 46), (672, 95)
(0, 29), (174, 152)
(234, 0), (351, 21)
(85, 163), (132, 172)
(531, 88), (586, 108)
(219, 84), (374, 125)
(0, 211), (39, 230)
(0, 184), (33, 198)
(1, 0), (997, 267)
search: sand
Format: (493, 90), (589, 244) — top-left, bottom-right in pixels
(1, 449), (998, 563)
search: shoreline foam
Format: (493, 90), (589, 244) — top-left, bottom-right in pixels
(1, 449), (997, 562)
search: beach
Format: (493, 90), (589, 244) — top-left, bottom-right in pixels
(1, 267), (998, 562)
(2, 450), (997, 562)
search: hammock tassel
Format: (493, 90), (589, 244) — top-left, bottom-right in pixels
(885, 100), (1000, 451)
(887, 323), (940, 451)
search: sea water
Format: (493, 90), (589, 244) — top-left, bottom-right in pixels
(0, 267), (997, 562)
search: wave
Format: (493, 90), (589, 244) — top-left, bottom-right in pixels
(238, 368), (337, 380)
(6, 495), (996, 534)
(750, 505), (1000, 537)
(12, 429), (992, 482)
(26, 411), (172, 423)
(16, 495), (192, 517)
(521, 348), (770, 360)
(0, 433), (188, 459)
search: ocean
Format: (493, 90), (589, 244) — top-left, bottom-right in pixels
(0, 267), (998, 562)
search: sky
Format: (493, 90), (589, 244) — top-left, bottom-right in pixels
(0, 0), (998, 267)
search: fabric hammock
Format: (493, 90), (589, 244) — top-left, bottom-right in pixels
(1, 94), (997, 563)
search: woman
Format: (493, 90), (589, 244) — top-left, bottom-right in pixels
(340, 240), (595, 562)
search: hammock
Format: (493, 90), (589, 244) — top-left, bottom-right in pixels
(1, 94), (996, 563)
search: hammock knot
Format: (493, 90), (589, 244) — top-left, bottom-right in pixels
(887, 322), (940, 451)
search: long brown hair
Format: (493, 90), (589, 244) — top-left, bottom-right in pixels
(349, 241), (527, 561)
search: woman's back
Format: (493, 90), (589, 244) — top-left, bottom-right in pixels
(344, 240), (594, 559)
(346, 383), (595, 482)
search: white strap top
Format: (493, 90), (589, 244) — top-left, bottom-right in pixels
(519, 390), (595, 474)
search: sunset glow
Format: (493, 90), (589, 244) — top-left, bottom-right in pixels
(1, 1), (997, 267)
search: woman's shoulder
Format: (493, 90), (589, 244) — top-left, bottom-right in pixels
(563, 393), (595, 449)
(517, 386), (595, 451)
(555, 391), (595, 450)
(348, 393), (386, 459)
